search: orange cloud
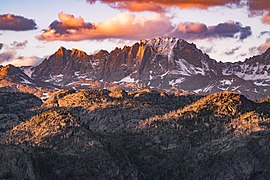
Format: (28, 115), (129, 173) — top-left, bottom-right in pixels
(37, 12), (174, 41)
(58, 12), (85, 27)
(262, 12), (270, 24)
(88, 0), (240, 12)
(110, 2), (164, 12)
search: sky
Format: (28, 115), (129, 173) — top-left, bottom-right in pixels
(0, 0), (270, 66)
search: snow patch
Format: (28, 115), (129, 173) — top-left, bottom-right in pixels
(169, 78), (185, 86)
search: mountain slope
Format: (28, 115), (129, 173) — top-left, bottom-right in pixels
(0, 64), (58, 100)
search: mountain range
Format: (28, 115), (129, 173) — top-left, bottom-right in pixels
(1, 37), (270, 100)
(1, 38), (270, 179)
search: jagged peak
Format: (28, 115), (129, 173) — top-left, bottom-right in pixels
(0, 64), (24, 78)
(56, 46), (67, 56)
(92, 49), (109, 58)
(71, 48), (88, 57)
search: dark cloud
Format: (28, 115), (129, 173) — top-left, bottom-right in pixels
(10, 40), (28, 49)
(225, 46), (240, 55)
(210, 22), (251, 40)
(0, 43), (3, 50)
(259, 31), (270, 37)
(172, 21), (252, 40)
(0, 14), (37, 31)
(0, 51), (16, 63)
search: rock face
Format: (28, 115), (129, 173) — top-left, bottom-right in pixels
(0, 145), (36, 179)
(29, 37), (270, 100)
(32, 47), (94, 86)
(1, 89), (270, 179)
(0, 92), (42, 137)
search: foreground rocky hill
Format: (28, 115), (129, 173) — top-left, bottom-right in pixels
(0, 90), (270, 179)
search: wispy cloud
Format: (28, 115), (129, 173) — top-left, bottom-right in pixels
(225, 46), (240, 55)
(0, 40), (42, 67)
(10, 40), (28, 49)
(0, 14), (37, 31)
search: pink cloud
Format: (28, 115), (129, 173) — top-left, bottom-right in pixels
(172, 21), (251, 40)
(258, 39), (270, 53)
(37, 12), (174, 41)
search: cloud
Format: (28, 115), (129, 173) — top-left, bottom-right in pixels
(10, 40), (28, 49)
(199, 45), (214, 54)
(0, 50), (42, 67)
(0, 14), (37, 31)
(259, 31), (270, 37)
(87, 0), (240, 12)
(38, 12), (252, 42)
(109, 1), (164, 12)
(47, 12), (94, 35)
(0, 40), (42, 67)
(247, 0), (270, 12)
(262, 12), (270, 24)
(246, 0), (270, 25)
(6, 56), (42, 67)
(0, 51), (16, 63)
(258, 38), (270, 53)
(225, 46), (240, 55)
(37, 12), (174, 41)
(172, 21), (252, 40)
